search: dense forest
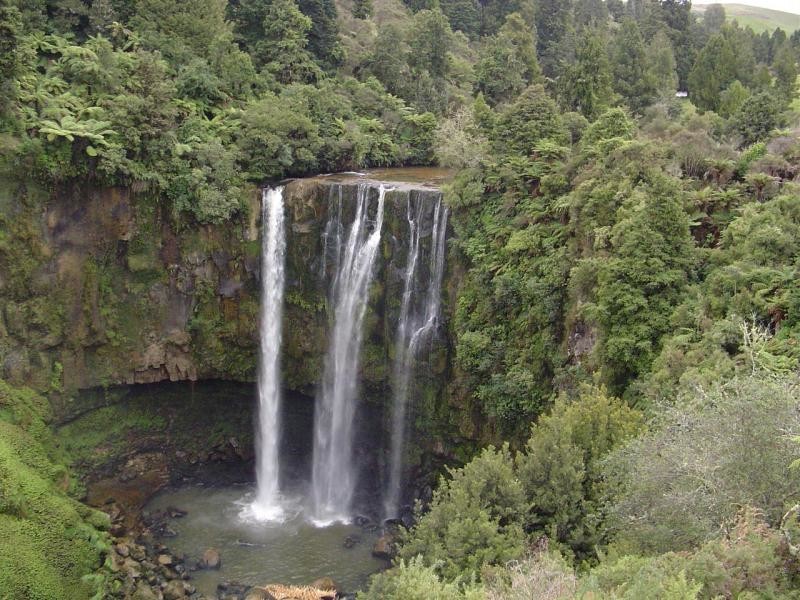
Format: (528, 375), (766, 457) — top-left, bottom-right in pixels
(1, 0), (800, 598)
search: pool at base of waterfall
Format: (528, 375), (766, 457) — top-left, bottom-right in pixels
(144, 483), (387, 597)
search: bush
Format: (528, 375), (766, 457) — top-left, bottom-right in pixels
(0, 380), (108, 599)
(606, 374), (800, 555)
(582, 509), (800, 599)
(358, 556), (484, 600)
(516, 386), (643, 558)
(398, 445), (527, 581)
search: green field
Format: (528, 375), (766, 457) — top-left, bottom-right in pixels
(693, 3), (800, 33)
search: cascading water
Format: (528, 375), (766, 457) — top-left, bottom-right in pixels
(384, 194), (448, 518)
(311, 184), (387, 524)
(249, 186), (287, 521)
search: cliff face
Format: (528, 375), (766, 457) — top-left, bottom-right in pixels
(0, 173), (473, 457)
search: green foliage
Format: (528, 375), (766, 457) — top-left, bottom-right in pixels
(730, 91), (783, 146)
(359, 556), (484, 600)
(688, 26), (756, 113)
(399, 445), (527, 581)
(351, 0), (373, 19)
(646, 30), (678, 95)
(516, 386), (643, 558)
(295, 0), (343, 71)
(492, 85), (567, 157)
(257, 0), (322, 84)
(718, 79), (750, 118)
(395, 387), (641, 589)
(612, 19), (657, 113)
(587, 174), (694, 386)
(584, 509), (800, 598)
(607, 374), (800, 555)
(131, 0), (230, 64)
(0, 380), (107, 600)
(557, 29), (613, 120)
(535, 0), (574, 76)
(475, 13), (540, 106)
(238, 93), (322, 179)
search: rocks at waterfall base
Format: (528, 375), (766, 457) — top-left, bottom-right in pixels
(199, 547), (221, 570)
(371, 532), (396, 560)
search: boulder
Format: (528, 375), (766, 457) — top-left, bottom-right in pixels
(244, 588), (278, 600)
(200, 547), (221, 569)
(157, 554), (173, 566)
(163, 579), (188, 600)
(310, 577), (337, 592)
(371, 534), (394, 560)
(131, 583), (158, 600)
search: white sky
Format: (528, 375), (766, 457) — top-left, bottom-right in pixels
(692, 0), (800, 16)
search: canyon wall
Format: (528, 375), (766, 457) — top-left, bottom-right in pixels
(0, 174), (478, 472)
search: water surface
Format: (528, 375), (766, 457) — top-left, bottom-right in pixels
(146, 484), (385, 597)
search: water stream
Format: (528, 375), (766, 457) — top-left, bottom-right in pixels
(248, 186), (287, 521)
(384, 195), (448, 518)
(311, 184), (387, 524)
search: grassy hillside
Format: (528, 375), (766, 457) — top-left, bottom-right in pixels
(694, 3), (800, 33)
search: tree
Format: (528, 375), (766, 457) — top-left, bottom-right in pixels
(492, 84), (567, 157)
(703, 3), (725, 32)
(606, 0), (624, 20)
(499, 13), (541, 84)
(574, 0), (608, 29)
(687, 31), (738, 112)
(731, 91), (782, 146)
(439, 0), (480, 38)
(646, 30), (678, 94)
(772, 42), (798, 103)
(475, 13), (541, 106)
(237, 93), (322, 178)
(718, 79), (749, 118)
(557, 30), (613, 120)
(405, 8), (454, 113)
(0, 0), (21, 116)
(408, 8), (452, 80)
(516, 386), (643, 558)
(591, 173), (694, 386)
(131, 0), (231, 64)
(359, 557), (485, 600)
(257, 0), (321, 83)
(363, 23), (409, 97)
(535, 0), (573, 76)
(351, 0), (372, 19)
(657, 0), (695, 87)
(475, 35), (527, 106)
(612, 18), (657, 113)
(296, 0), (343, 70)
(87, 0), (116, 34)
(399, 445), (527, 581)
(607, 374), (800, 555)
(229, 0), (323, 80)
(626, 0), (647, 21)
(433, 106), (488, 169)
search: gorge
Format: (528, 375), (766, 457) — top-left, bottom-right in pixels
(2, 168), (461, 595)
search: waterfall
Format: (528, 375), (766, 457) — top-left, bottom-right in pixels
(384, 194), (448, 519)
(311, 184), (387, 524)
(250, 186), (287, 521)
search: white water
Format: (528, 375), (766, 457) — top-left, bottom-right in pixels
(384, 195), (448, 518)
(311, 184), (387, 525)
(249, 187), (287, 522)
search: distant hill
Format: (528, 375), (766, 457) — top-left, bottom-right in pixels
(693, 3), (800, 33)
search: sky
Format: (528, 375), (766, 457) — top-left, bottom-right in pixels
(692, 0), (800, 15)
